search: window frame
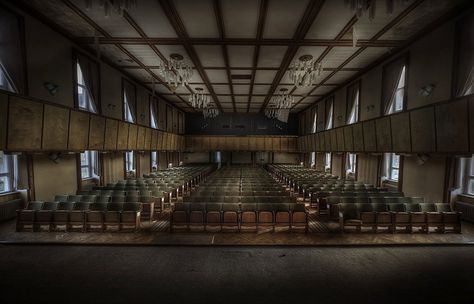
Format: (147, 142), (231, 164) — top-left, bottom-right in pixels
(125, 151), (135, 173)
(325, 97), (334, 130)
(384, 153), (400, 182)
(72, 50), (101, 114)
(150, 151), (158, 171)
(80, 150), (98, 180)
(464, 155), (474, 196)
(0, 152), (17, 194)
(381, 53), (409, 116)
(325, 152), (332, 172)
(346, 153), (357, 175)
(311, 106), (318, 134)
(122, 78), (137, 123)
(150, 95), (158, 129)
(346, 80), (361, 125)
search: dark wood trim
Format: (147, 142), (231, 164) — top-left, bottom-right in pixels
(135, 152), (141, 178)
(75, 153), (82, 192)
(442, 156), (453, 203)
(123, 152), (127, 179)
(26, 154), (35, 201)
(99, 152), (105, 186)
(397, 155), (404, 193)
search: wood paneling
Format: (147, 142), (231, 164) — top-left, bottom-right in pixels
(0, 94), (8, 150)
(202, 136), (210, 151)
(239, 137), (249, 151)
(225, 137), (233, 151)
(68, 110), (89, 151)
(136, 126), (146, 150)
(162, 132), (169, 150)
(288, 137), (297, 152)
(172, 108), (178, 134)
(256, 137), (265, 151)
(157, 131), (163, 150)
(151, 129), (158, 151)
(7, 97), (43, 151)
(390, 112), (411, 152)
(435, 99), (469, 153)
(272, 137), (281, 152)
(116, 121), (129, 150)
(352, 124), (364, 152)
(104, 119), (118, 150)
(209, 136), (218, 150)
(343, 126), (353, 151)
(144, 127), (152, 150)
(127, 124), (138, 150)
(88, 115), (105, 150)
(264, 137), (272, 151)
(248, 137), (257, 151)
(324, 132), (331, 152)
(375, 116), (392, 152)
(410, 107), (436, 153)
(330, 129), (338, 151)
(336, 128), (345, 151)
(363, 121), (376, 152)
(42, 105), (69, 151)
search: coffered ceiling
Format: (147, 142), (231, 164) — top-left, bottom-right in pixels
(17, 0), (469, 113)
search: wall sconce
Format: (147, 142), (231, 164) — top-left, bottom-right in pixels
(48, 152), (61, 164)
(44, 82), (60, 96)
(365, 105), (375, 112)
(419, 84), (436, 97)
(107, 104), (116, 110)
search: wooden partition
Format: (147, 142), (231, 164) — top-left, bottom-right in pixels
(184, 135), (298, 152)
(0, 92), (185, 152)
(297, 95), (474, 154)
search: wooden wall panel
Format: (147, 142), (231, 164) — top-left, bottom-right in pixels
(315, 134), (320, 151)
(136, 126), (146, 150)
(470, 97), (474, 152)
(42, 105), (69, 151)
(163, 132), (170, 150)
(68, 110), (89, 151)
(209, 136), (219, 150)
(104, 119), (118, 150)
(144, 127), (152, 150)
(272, 137), (281, 151)
(288, 137), (297, 152)
(224, 137), (233, 150)
(363, 121), (376, 152)
(343, 126), (353, 151)
(0, 94), (8, 150)
(151, 129), (158, 151)
(375, 116), (392, 152)
(88, 115), (105, 150)
(436, 99), (469, 153)
(323, 132), (330, 151)
(264, 137), (272, 151)
(217, 136), (226, 150)
(336, 128), (345, 151)
(172, 108), (178, 134)
(256, 137), (265, 151)
(330, 129), (338, 151)
(239, 137), (249, 151)
(117, 122), (129, 150)
(7, 97), (43, 151)
(248, 137), (257, 151)
(352, 124), (364, 152)
(410, 107), (436, 153)
(319, 133), (325, 151)
(128, 124), (138, 150)
(156, 132), (163, 151)
(202, 136), (211, 151)
(390, 112), (411, 152)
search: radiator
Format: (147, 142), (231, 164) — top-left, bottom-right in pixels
(455, 201), (474, 222)
(0, 199), (23, 222)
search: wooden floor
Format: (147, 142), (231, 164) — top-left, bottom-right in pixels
(2, 208), (474, 246)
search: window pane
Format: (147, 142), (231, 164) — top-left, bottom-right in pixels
(397, 66), (406, 89)
(124, 93), (134, 123)
(392, 154), (400, 169)
(0, 152), (7, 173)
(0, 65), (16, 93)
(391, 168), (399, 181)
(394, 89), (404, 112)
(469, 179), (474, 195)
(81, 167), (90, 178)
(0, 175), (9, 193)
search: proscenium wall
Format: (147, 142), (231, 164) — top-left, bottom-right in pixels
(185, 113), (298, 136)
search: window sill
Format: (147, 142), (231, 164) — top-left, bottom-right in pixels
(0, 191), (20, 197)
(81, 177), (99, 182)
(458, 194), (474, 204)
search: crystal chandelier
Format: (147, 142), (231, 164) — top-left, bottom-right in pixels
(84, 0), (137, 17)
(203, 106), (219, 119)
(189, 88), (210, 109)
(157, 53), (193, 88)
(271, 88), (294, 109)
(288, 55), (323, 87)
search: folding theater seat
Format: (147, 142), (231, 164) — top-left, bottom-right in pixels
(291, 204), (308, 233)
(274, 204), (291, 230)
(67, 195), (83, 202)
(34, 202), (59, 231)
(111, 196), (125, 203)
(96, 195), (111, 203)
(121, 202), (142, 231)
(436, 203), (461, 233)
(420, 203), (443, 233)
(373, 203), (392, 233)
(16, 201), (44, 232)
(205, 203), (222, 231)
(138, 196), (155, 222)
(170, 203), (187, 232)
(85, 203), (108, 232)
(54, 195), (69, 202)
(406, 203), (427, 233)
(189, 203), (205, 230)
(104, 202), (123, 231)
(80, 195), (97, 203)
(357, 203), (376, 232)
(257, 203), (274, 230)
(68, 202), (91, 231)
(389, 203), (410, 233)
(338, 203), (361, 233)
(406, 197), (424, 204)
(222, 203), (240, 231)
(240, 203), (257, 232)
(51, 202), (75, 231)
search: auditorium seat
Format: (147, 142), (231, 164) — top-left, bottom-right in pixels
(34, 202), (59, 231)
(222, 203), (240, 231)
(205, 203), (222, 230)
(16, 201), (44, 232)
(51, 202), (75, 231)
(68, 202), (91, 231)
(104, 202), (123, 231)
(86, 203), (108, 232)
(257, 203), (274, 230)
(240, 203), (257, 232)
(121, 202), (141, 231)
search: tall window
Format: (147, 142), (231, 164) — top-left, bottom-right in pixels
(150, 98), (158, 129)
(76, 60), (97, 113)
(383, 153), (400, 181)
(151, 151), (158, 171)
(80, 150), (98, 179)
(125, 151), (135, 173)
(0, 152), (17, 193)
(123, 79), (136, 123)
(346, 153), (357, 175)
(454, 10), (474, 97)
(310, 152), (316, 168)
(325, 152), (331, 172)
(347, 82), (360, 124)
(312, 109), (317, 133)
(124, 93), (134, 123)
(0, 64), (16, 93)
(463, 155), (474, 195)
(326, 98), (334, 130)
(387, 65), (406, 114)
